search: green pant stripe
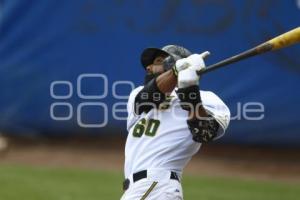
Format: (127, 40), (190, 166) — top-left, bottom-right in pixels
(140, 181), (158, 200)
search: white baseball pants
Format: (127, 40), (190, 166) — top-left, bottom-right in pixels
(120, 169), (183, 200)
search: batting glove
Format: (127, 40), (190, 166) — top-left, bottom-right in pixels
(178, 51), (209, 88)
(173, 51), (210, 76)
(172, 58), (189, 76)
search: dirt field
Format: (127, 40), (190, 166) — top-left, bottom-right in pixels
(1, 136), (300, 183)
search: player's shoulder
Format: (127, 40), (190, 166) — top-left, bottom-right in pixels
(199, 90), (222, 101)
(129, 86), (144, 96)
(200, 90), (230, 111)
(127, 86), (144, 102)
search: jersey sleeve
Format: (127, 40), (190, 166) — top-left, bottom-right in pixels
(126, 86), (144, 131)
(201, 91), (231, 140)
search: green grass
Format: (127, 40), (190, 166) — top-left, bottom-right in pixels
(0, 164), (299, 200)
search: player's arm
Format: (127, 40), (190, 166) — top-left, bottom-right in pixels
(156, 70), (177, 94)
(134, 60), (189, 115)
(177, 84), (220, 143)
(176, 53), (220, 143)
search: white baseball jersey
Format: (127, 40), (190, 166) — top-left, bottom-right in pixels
(124, 86), (230, 178)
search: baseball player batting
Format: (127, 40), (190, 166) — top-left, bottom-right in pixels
(120, 45), (230, 200)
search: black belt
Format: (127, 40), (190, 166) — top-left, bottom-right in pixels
(123, 170), (179, 191)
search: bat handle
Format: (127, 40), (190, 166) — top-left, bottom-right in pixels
(197, 68), (210, 75)
(196, 43), (271, 76)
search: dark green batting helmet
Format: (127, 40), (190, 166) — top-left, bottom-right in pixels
(140, 45), (192, 70)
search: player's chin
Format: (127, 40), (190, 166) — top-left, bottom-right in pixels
(144, 72), (162, 84)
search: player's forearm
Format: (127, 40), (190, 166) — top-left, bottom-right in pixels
(156, 70), (177, 94)
(134, 70), (176, 115)
(188, 105), (209, 119)
(176, 85), (209, 119)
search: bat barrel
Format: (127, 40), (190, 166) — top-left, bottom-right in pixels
(196, 27), (300, 76)
(268, 27), (300, 50)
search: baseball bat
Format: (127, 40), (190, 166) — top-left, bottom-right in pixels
(197, 27), (300, 75)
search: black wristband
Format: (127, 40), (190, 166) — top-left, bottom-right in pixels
(176, 85), (201, 111)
